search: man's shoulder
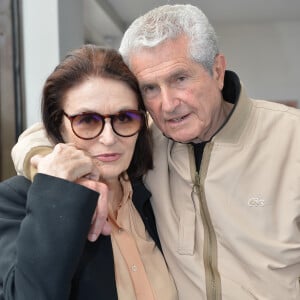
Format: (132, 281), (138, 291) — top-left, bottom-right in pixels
(249, 99), (300, 144)
(252, 99), (300, 118)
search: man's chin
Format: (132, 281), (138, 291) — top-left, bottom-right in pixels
(163, 132), (201, 144)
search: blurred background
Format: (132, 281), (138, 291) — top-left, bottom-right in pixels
(0, 0), (300, 180)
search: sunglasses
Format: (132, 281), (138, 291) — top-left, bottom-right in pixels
(63, 110), (145, 140)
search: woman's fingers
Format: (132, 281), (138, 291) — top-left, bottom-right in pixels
(32, 143), (96, 181)
(77, 179), (112, 240)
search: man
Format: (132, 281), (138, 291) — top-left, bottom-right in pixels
(11, 4), (300, 300)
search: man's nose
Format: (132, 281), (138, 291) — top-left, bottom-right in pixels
(160, 87), (179, 113)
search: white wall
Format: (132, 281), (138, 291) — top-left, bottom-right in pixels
(216, 21), (300, 105)
(22, 0), (84, 127)
(22, 0), (60, 127)
(58, 0), (85, 59)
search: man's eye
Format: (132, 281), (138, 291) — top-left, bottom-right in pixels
(177, 76), (187, 82)
(141, 85), (158, 99)
(143, 85), (155, 94)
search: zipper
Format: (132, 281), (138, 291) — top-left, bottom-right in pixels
(189, 144), (222, 300)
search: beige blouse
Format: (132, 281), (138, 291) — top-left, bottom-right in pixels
(109, 177), (178, 300)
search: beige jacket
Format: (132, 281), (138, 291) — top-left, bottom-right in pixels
(11, 87), (300, 300)
(144, 85), (300, 299)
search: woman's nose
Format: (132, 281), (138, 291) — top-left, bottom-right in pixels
(97, 119), (117, 145)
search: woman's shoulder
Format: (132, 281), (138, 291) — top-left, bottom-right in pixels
(0, 175), (30, 219)
(0, 175), (31, 197)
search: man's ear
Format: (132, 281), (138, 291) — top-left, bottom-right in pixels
(213, 54), (226, 90)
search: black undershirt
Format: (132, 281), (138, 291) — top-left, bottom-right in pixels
(193, 142), (206, 172)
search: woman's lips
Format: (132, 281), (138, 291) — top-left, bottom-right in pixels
(95, 153), (121, 162)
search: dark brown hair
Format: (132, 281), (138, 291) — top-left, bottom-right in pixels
(42, 44), (153, 179)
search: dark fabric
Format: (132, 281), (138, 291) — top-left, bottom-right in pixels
(193, 142), (206, 173)
(132, 179), (161, 251)
(222, 70), (241, 105)
(0, 174), (159, 300)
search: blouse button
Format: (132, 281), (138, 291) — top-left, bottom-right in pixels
(131, 264), (137, 272)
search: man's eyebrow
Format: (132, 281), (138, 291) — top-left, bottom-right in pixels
(139, 82), (156, 89)
(169, 69), (189, 79)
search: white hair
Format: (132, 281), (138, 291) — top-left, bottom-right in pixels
(119, 4), (219, 74)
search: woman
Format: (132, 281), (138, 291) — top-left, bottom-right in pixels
(0, 45), (177, 299)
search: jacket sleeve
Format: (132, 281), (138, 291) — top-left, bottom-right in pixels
(11, 122), (53, 179)
(0, 174), (98, 300)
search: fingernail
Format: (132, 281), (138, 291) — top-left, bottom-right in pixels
(88, 233), (97, 242)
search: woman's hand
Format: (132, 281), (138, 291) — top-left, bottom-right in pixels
(76, 178), (112, 239)
(31, 143), (100, 181)
(31, 143), (111, 239)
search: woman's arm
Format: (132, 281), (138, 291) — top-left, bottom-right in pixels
(0, 174), (98, 300)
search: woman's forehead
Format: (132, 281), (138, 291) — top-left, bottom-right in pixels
(63, 77), (139, 114)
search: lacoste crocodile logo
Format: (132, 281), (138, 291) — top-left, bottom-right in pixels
(248, 197), (265, 207)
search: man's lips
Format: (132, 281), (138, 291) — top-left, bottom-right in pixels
(166, 113), (190, 124)
(95, 153), (121, 162)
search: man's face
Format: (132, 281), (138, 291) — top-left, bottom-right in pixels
(129, 35), (226, 143)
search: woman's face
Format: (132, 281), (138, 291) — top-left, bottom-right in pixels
(61, 76), (139, 182)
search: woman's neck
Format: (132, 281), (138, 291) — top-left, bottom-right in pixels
(105, 178), (124, 218)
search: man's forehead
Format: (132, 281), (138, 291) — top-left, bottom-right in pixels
(138, 65), (189, 85)
(130, 55), (191, 82)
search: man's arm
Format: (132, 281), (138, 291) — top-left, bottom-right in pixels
(11, 123), (53, 179)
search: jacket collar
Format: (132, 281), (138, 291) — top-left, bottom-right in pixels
(213, 71), (253, 144)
